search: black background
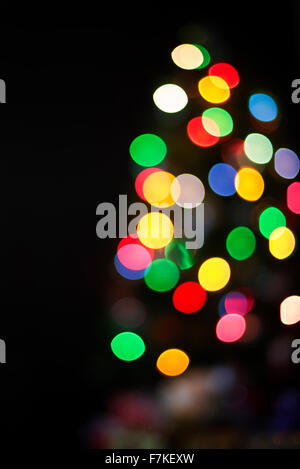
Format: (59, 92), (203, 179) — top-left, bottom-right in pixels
(0, 3), (299, 448)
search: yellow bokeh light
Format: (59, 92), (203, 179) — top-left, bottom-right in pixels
(171, 44), (204, 70)
(198, 75), (230, 104)
(235, 167), (264, 201)
(156, 348), (190, 377)
(198, 257), (231, 291)
(269, 226), (296, 259)
(143, 171), (176, 208)
(137, 212), (174, 249)
(280, 296), (300, 325)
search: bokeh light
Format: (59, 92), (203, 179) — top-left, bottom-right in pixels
(164, 239), (197, 270)
(156, 348), (190, 376)
(117, 234), (154, 259)
(144, 258), (179, 292)
(198, 75), (230, 104)
(111, 332), (145, 361)
(171, 43), (204, 70)
(274, 148), (300, 179)
(249, 93), (278, 122)
(153, 84), (188, 113)
(111, 297), (147, 328)
(137, 212), (174, 249)
(208, 62), (239, 88)
(202, 107), (233, 137)
(172, 281), (207, 313)
(269, 227), (296, 260)
(171, 173), (205, 208)
(258, 207), (286, 239)
(216, 314), (246, 343)
(193, 44), (210, 69)
(287, 182), (300, 214)
(244, 133), (273, 164)
(208, 163), (237, 196)
(187, 116), (219, 147)
(235, 167), (264, 201)
(143, 170), (176, 207)
(135, 167), (160, 201)
(198, 257), (231, 291)
(224, 291), (249, 315)
(117, 243), (153, 271)
(280, 296), (300, 325)
(130, 133), (167, 167)
(114, 255), (147, 280)
(226, 226), (256, 260)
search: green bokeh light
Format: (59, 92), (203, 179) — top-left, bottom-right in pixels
(259, 207), (286, 239)
(194, 44), (210, 69)
(129, 133), (167, 167)
(226, 226), (256, 260)
(202, 107), (233, 137)
(111, 332), (145, 361)
(144, 258), (179, 292)
(244, 133), (273, 164)
(164, 239), (196, 270)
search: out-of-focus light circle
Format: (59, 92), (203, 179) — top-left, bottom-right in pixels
(224, 291), (249, 315)
(171, 173), (205, 208)
(117, 234), (154, 259)
(208, 63), (239, 88)
(172, 281), (207, 313)
(130, 134), (167, 167)
(198, 257), (231, 291)
(269, 227), (296, 260)
(249, 93), (278, 122)
(114, 255), (146, 280)
(143, 170), (176, 207)
(135, 167), (160, 200)
(287, 182), (300, 214)
(226, 226), (256, 260)
(202, 107), (233, 137)
(144, 258), (179, 292)
(193, 44), (210, 69)
(280, 296), (300, 325)
(117, 244), (153, 270)
(244, 133), (273, 164)
(171, 43), (204, 70)
(137, 212), (174, 249)
(187, 116), (219, 147)
(111, 297), (146, 328)
(198, 75), (230, 104)
(216, 314), (246, 343)
(274, 148), (300, 179)
(208, 163), (237, 196)
(111, 332), (145, 361)
(153, 84), (188, 113)
(258, 207), (286, 239)
(164, 239), (196, 270)
(235, 167), (264, 201)
(156, 348), (190, 376)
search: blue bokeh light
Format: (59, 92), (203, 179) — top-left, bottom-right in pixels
(249, 93), (278, 122)
(208, 163), (237, 196)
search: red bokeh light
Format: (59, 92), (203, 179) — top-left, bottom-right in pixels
(187, 116), (219, 147)
(172, 281), (207, 313)
(209, 62), (239, 88)
(287, 182), (300, 214)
